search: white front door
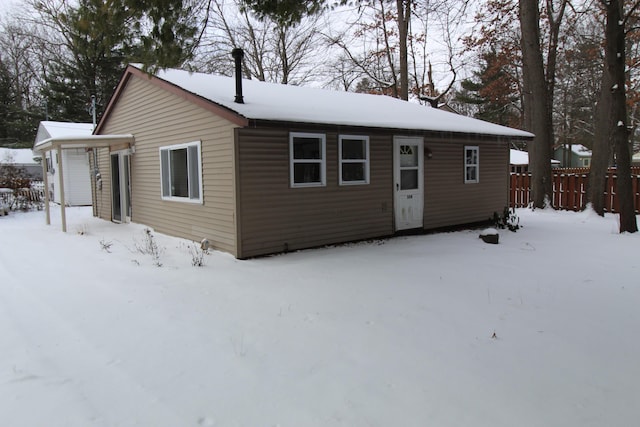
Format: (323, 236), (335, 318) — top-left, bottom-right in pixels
(394, 137), (424, 230)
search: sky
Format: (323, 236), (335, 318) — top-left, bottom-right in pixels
(1, 206), (638, 426)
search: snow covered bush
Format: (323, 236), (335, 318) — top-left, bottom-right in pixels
(135, 228), (164, 267)
(493, 207), (520, 232)
(189, 243), (206, 267)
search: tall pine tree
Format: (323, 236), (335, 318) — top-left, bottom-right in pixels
(39, 0), (201, 123)
(455, 48), (522, 128)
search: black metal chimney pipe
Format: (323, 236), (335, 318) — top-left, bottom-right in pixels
(231, 48), (244, 104)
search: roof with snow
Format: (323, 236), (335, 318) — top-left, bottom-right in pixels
(570, 144), (592, 157)
(510, 149), (529, 165)
(34, 121), (94, 150)
(0, 148), (38, 165)
(39, 121), (94, 139)
(127, 65), (533, 139)
(510, 149), (560, 166)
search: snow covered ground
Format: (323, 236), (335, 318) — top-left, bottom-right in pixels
(1, 207), (638, 427)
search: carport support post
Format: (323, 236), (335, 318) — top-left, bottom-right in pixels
(57, 146), (67, 232)
(42, 151), (50, 225)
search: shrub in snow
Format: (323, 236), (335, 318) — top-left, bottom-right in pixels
(189, 243), (207, 267)
(0, 160), (42, 211)
(100, 239), (113, 253)
(135, 228), (163, 267)
(493, 207), (520, 232)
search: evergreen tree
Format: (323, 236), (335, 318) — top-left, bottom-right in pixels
(40, 0), (131, 122)
(455, 48), (522, 128)
(38, 0), (202, 123)
(128, 0), (201, 69)
(0, 57), (12, 144)
(239, 0), (326, 26)
(0, 54), (40, 147)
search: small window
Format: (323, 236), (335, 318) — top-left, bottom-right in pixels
(159, 141), (202, 203)
(290, 132), (326, 187)
(464, 146), (479, 183)
(582, 158), (591, 167)
(339, 135), (370, 185)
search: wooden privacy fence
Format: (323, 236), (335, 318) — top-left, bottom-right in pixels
(510, 168), (640, 213)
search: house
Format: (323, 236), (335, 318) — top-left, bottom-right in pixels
(553, 144), (592, 168)
(633, 152), (640, 165)
(33, 121), (94, 206)
(510, 149), (561, 173)
(0, 147), (42, 180)
(53, 61), (533, 258)
(510, 149), (529, 173)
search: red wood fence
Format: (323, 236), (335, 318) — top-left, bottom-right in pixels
(510, 167), (640, 213)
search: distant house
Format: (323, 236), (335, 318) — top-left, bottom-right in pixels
(553, 144), (592, 168)
(510, 149), (529, 173)
(510, 149), (561, 173)
(40, 62), (533, 258)
(33, 121), (94, 206)
(633, 152), (640, 165)
(0, 147), (42, 180)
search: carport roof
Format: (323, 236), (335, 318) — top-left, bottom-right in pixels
(33, 134), (135, 154)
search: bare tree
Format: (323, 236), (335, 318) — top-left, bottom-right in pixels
(589, 0), (638, 232)
(324, 0), (465, 101)
(195, 0), (324, 85)
(518, 0), (568, 209)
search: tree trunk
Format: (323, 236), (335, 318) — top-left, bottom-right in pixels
(396, 0), (410, 100)
(588, 10), (614, 216)
(519, 0), (553, 208)
(594, 0), (638, 231)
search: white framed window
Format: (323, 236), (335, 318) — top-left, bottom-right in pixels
(159, 140), (203, 203)
(290, 132), (326, 187)
(464, 146), (479, 183)
(582, 158), (591, 167)
(339, 135), (370, 185)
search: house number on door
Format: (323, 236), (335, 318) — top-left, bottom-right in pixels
(407, 195), (413, 199)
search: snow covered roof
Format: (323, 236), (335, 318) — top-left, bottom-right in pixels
(34, 134), (134, 154)
(34, 121), (95, 152)
(137, 65), (533, 139)
(39, 121), (94, 139)
(510, 149), (529, 165)
(510, 149), (560, 166)
(0, 148), (38, 165)
(570, 144), (592, 157)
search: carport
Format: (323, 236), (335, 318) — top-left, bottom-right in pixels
(33, 134), (134, 232)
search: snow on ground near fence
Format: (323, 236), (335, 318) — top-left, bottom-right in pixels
(1, 207), (639, 427)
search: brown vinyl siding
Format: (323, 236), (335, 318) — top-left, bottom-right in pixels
(236, 128), (393, 258)
(423, 140), (509, 228)
(96, 74), (239, 256)
(236, 128), (508, 258)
